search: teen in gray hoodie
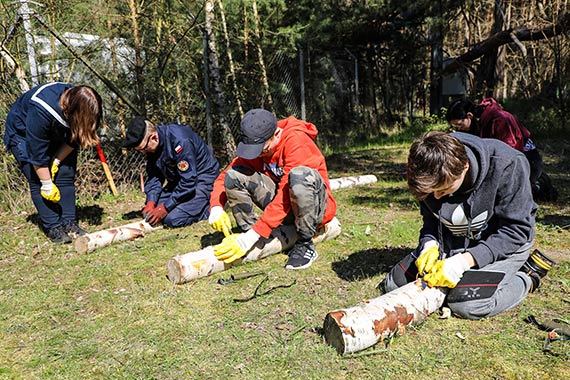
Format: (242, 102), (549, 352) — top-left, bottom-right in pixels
(381, 131), (551, 320)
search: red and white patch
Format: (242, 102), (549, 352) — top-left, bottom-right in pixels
(177, 160), (189, 171)
(175, 145), (183, 154)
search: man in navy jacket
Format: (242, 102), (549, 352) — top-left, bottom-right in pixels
(123, 117), (219, 228)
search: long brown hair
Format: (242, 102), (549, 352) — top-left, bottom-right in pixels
(407, 131), (469, 200)
(60, 86), (103, 147)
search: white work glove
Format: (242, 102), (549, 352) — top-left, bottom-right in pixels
(423, 253), (471, 288)
(415, 240), (440, 275)
(214, 229), (260, 264)
(40, 179), (61, 203)
(208, 206), (232, 237)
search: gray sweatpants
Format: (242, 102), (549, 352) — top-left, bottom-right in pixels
(223, 165), (327, 241)
(383, 245), (534, 320)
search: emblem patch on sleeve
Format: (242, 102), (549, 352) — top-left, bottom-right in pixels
(177, 160), (189, 171)
(175, 145), (183, 153)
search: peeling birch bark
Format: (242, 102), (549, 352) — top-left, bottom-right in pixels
(323, 280), (447, 354)
(74, 220), (160, 254)
(329, 175), (377, 191)
(166, 217), (341, 284)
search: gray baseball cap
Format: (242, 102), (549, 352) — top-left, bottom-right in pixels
(235, 109), (277, 159)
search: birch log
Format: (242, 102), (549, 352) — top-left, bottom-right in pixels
(74, 220), (160, 254)
(329, 175), (377, 190)
(166, 217), (341, 284)
(323, 280), (447, 354)
(73, 175), (374, 254)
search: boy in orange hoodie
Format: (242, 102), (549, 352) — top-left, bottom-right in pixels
(209, 109), (337, 269)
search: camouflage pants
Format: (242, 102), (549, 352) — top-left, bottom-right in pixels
(224, 165), (328, 241)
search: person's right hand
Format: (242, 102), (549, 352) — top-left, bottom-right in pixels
(142, 201), (156, 219)
(208, 206), (232, 237)
(40, 179), (61, 203)
(415, 240), (440, 275)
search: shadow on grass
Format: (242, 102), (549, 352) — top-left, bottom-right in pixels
(122, 210), (142, 221)
(331, 246), (411, 282)
(537, 214), (570, 230)
(326, 149), (407, 180)
(25, 204), (105, 227)
(77, 205), (105, 225)
(345, 186), (416, 209)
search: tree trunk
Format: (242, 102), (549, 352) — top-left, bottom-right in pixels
(323, 279), (447, 355)
(217, 0), (244, 118)
(74, 220), (160, 254)
(475, 0), (506, 97)
(252, 0), (273, 109)
(127, 0), (146, 115)
(0, 44), (29, 92)
(167, 217), (341, 284)
(441, 12), (570, 77)
(205, 0), (236, 157)
(429, 0), (443, 115)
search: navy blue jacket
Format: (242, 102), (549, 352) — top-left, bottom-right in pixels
(145, 124), (219, 211)
(4, 82), (76, 166)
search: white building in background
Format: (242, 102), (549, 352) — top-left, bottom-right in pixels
(33, 32), (134, 82)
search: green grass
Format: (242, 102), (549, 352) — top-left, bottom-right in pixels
(1, 133), (569, 379)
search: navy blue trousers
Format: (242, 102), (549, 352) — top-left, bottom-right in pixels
(157, 187), (210, 228)
(11, 143), (78, 230)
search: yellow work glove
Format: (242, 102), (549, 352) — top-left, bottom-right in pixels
(40, 179), (61, 203)
(214, 229), (260, 264)
(208, 206), (232, 237)
(423, 254), (471, 288)
(50, 158), (60, 180)
(415, 240), (440, 275)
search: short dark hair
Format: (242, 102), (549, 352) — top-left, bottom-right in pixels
(407, 131), (469, 200)
(446, 98), (475, 122)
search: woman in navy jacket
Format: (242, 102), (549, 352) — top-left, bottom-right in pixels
(4, 82), (103, 243)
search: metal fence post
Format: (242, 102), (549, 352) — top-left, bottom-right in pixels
(297, 45), (306, 121)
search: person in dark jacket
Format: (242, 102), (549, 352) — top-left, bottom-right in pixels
(122, 117), (219, 228)
(4, 82), (103, 243)
(446, 98), (558, 201)
(379, 131), (555, 320)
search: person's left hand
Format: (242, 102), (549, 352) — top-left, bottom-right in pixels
(50, 158), (60, 180)
(214, 229), (260, 264)
(423, 254), (471, 288)
(145, 204), (168, 226)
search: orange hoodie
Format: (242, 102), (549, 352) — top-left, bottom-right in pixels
(210, 116), (337, 238)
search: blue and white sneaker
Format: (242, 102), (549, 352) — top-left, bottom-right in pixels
(285, 241), (318, 270)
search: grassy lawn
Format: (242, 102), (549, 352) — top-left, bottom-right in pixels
(1, 133), (569, 379)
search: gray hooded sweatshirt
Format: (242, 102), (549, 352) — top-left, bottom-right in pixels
(418, 132), (537, 268)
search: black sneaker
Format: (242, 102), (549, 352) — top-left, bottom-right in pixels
(285, 240), (318, 270)
(63, 221), (88, 238)
(520, 249), (556, 292)
(46, 225), (72, 244)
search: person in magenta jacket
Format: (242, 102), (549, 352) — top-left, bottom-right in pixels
(208, 109), (337, 270)
(446, 98), (557, 201)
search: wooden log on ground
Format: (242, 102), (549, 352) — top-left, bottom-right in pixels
(323, 279), (447, 355)
(74, 220), (160, 254)
(166, 217), (341, 284)
(329, 175), (377, 191)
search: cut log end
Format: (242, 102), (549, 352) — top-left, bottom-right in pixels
(166, 258), (183, 284)
(74, 236), (90, 254)
(323, 313), (347, 355)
